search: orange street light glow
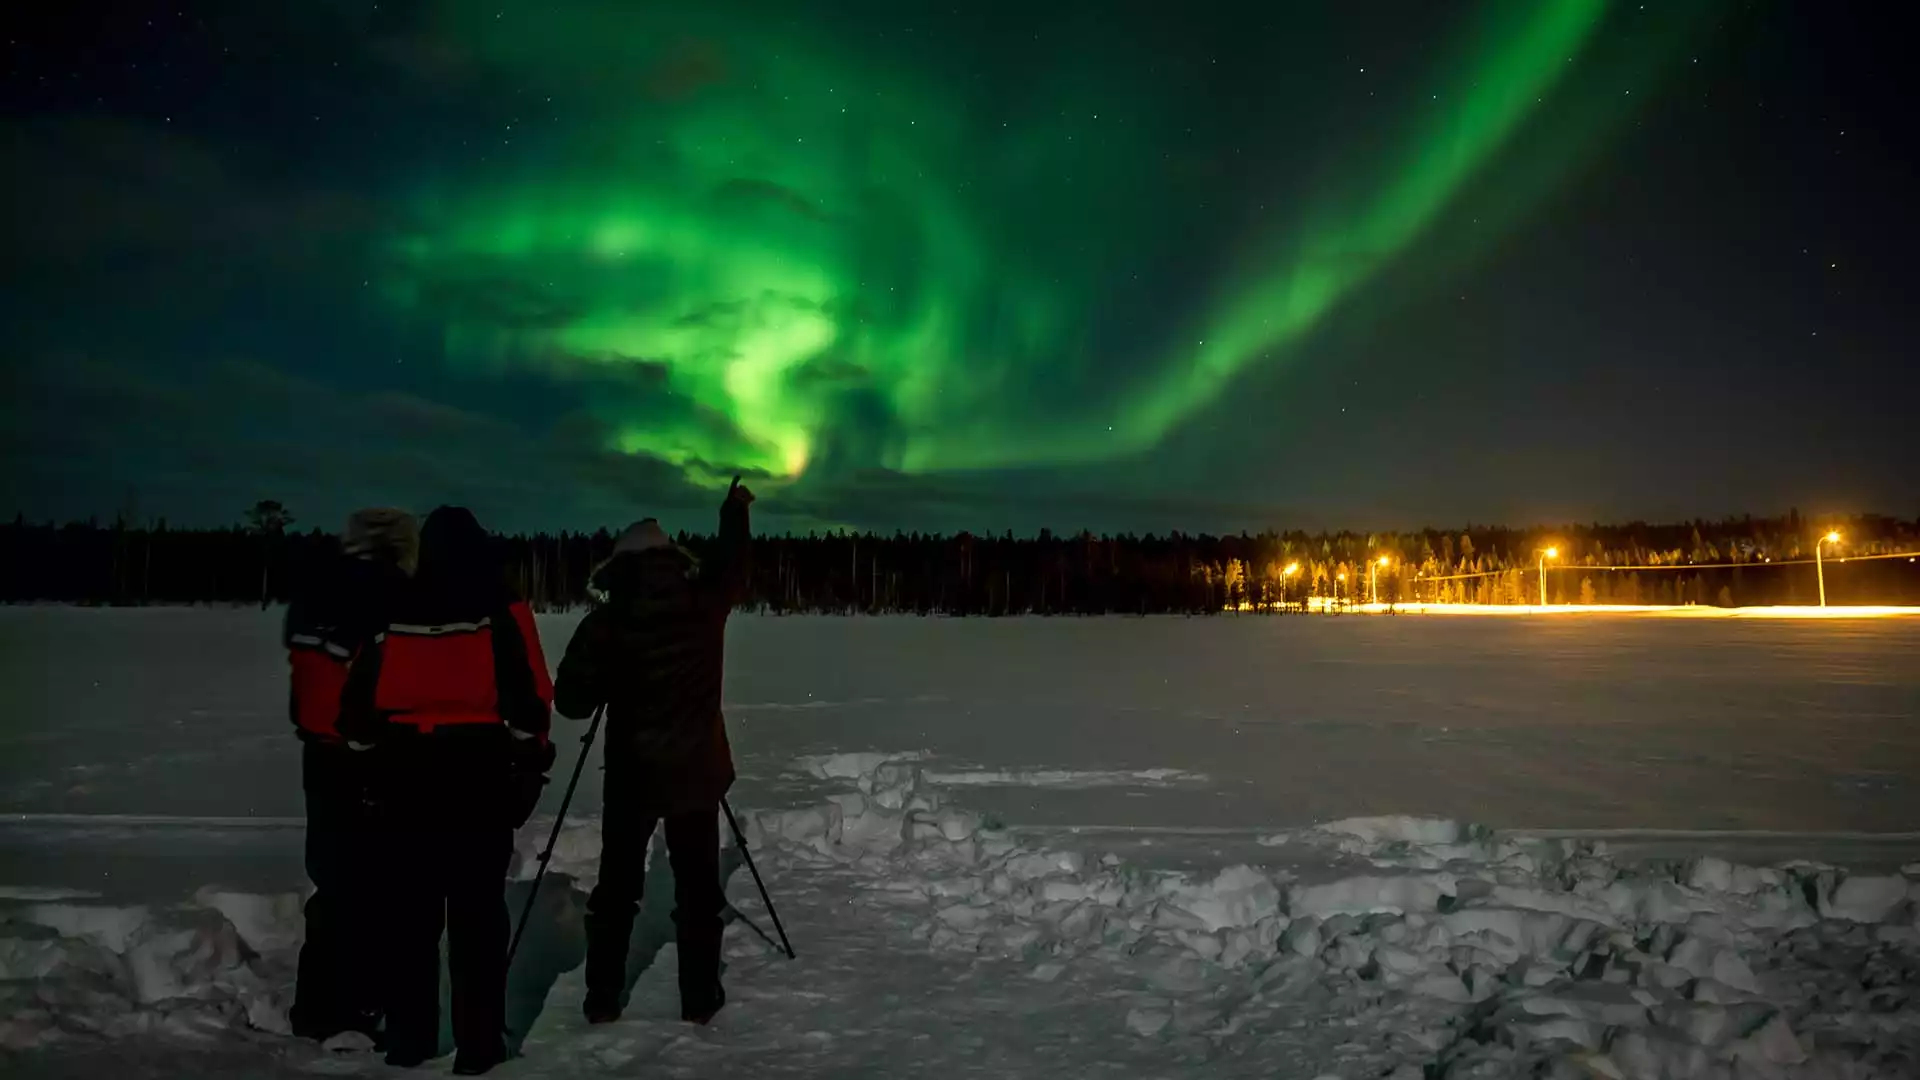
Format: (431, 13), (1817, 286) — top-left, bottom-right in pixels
(1816, 531), (1843, 606)
(1545, 546), (1559, 558)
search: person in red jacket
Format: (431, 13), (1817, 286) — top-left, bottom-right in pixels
(283, 507), (416, 1042)
(553, 478), (752, 1027)
(341, 506), (552, 1076)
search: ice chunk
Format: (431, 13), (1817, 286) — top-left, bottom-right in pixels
(126, 928), (197, 1003)
(1823, 875), (1908, 923)
(18, 904), (149, 954)
(1609, 1030), (1712, 1079)
(1282, 919), (1322, 958)
(1002, 851), (1085, 880)
(1665, 936), (1758, 994)
(245, 994), (290, 1035)
(1410, 972), (1472, 1002)
(759, 804), (846, 850)
(1289, 873), (1453, 918)
(1728, 1012), (1806, 1066)
(1125, 1006), (1171, 1037)
(0, 936), (76, 981)
(193, 889), (303, 957)
(1160, 866), (1280, 932)
(1652, 1000), (1775, 1047)
(1515, 982), (1652, 1027)
(1510, 1015), (1603, 1051)
(1441, 907), (1583, 967)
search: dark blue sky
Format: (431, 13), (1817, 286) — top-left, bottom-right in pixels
(4, 1), (1915, 536)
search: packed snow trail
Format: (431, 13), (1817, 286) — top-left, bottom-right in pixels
(5, 753), (1920, 1078)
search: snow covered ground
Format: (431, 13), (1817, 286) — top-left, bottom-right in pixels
(2, 608), (1918, 1077)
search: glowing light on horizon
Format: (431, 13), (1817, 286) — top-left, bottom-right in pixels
(1232, 599), (1920, 619)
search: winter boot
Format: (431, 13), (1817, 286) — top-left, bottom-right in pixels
(583, 992), (623, 1025)
(682, 985), (726, 1026)
(452, 1041), (508, 1076)
(582, 907), (635, 1004)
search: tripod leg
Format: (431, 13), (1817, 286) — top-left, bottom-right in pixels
(721, 798), (795, 960)
(506, 706), (605, 968)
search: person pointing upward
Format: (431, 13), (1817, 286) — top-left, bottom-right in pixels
(553, 477), (755, 1026)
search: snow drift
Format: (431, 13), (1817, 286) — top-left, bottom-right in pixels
(8, 751), (1919, 1078)
(0, 886), (300, 1049)
(752, 757), (1920, 1079)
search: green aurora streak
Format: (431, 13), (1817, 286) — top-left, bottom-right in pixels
(385, 2), (1626, 489)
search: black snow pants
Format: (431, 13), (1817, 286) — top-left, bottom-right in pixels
(378, 729), (514, 1061)
(292, 741), (381, 1038)
(584, 791), (725, 1017)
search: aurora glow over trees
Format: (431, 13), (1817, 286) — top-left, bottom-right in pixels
(4, 1), (1913, 532)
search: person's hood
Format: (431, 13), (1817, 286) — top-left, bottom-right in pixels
(589, 546), (699, 609)
(342, 507), (419, 574)
(612, 518), (677, 556)
(414, 506), (505, 611)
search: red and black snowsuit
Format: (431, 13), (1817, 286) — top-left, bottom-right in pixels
(341, 506), (553, 1069)
(553, 493), (750, 1022)
(283, 541), (408, 1040)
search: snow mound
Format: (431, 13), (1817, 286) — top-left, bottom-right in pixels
(0, 891), (301, 1048)
(752, 755), (1920, 1079)
(11, 754), (1918, 1076)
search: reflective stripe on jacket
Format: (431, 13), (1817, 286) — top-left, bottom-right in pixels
(344, 600), (553, 738)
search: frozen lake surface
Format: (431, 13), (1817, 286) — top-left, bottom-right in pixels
(3, 606), (1915, 833)
(3, 607), (1918, 1077)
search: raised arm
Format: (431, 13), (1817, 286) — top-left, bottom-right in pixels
(705, 477), (754, 608)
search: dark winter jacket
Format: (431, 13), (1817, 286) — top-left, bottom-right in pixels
(340, 507), (553, 745)
(285, 553), (407, 742)
(554, 497), (751, 816)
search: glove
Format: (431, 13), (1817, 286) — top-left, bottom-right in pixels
(505, 738), (557, 829)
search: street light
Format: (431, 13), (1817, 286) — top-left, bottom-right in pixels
(1336, 570), (1347, 607)
(1283, 562), (1299, 610)
(1537, 546), (1559, 607)
(1816, 531), (1841, 607)
(1370, 556), (1390, 606)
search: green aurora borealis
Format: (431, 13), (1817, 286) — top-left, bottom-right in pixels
(381, 1), (1654, 491)
(14, 0), (1917, 532)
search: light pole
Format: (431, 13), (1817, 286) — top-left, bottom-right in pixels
(1816, 531), (1840, 607)
(1537, 546), (1558, 607)
(1336, 571), (1346, 610)
(1370, 556), (1390, 606)
(1284, 562), (1299, 611)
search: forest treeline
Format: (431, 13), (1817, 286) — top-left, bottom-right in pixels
(6, 506), (1918, 613)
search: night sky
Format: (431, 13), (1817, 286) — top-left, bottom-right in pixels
(4, 1), (1914, 536)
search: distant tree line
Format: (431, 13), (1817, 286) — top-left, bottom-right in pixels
(3, 506), (1917, 613)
